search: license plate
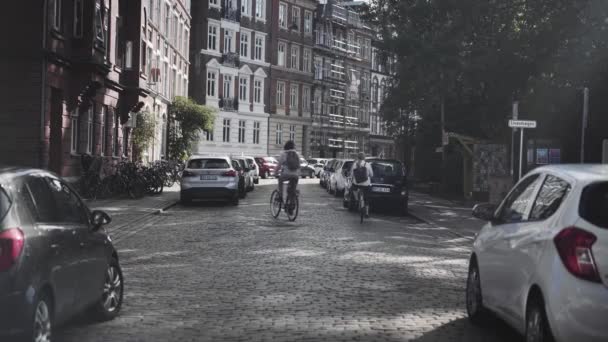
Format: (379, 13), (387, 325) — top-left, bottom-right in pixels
(200, 175), (217, 181)
(372, 187), (390, 193)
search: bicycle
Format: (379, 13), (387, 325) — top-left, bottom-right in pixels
(352, 185), (369, 223)
(270, 180), (299, 222)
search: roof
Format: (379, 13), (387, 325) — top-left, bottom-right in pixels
(0, 167), (51, 181)
(533, 164), (608, 182)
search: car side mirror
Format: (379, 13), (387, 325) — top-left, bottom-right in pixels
(91, 210), (111, 231)
(472, 203), (496, 221)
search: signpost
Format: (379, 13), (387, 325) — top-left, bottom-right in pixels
(509, 119), (537, 180)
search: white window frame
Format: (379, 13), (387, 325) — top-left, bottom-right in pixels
(291, 7), (300, 31)
(86, 108), (93, 154)
(239, 77), (249, 102)
(255, 0), (265, 21)
(303, 48), (311, 73)
(222, 119), (231, 142)
(240, 30), (250, 58)
(223, 29), (234, 53)
(241, 0), (250, 17)
(276, 81), (285, 107)
(253, 121), (260, 144)
(277, 42), (286, 67)
(50, 0), (62, 31)
(276, 123), (283, 145)
(209, 0), (219, 8)
(289, 125), (296, 142)
(290, 45), (299, 70)
(223, 74), (233, 98)
(290, 84), (298, 112)
(278, 2), (287, 29)
(208, 23), (219, 51)
(70, 113), (79, 154)
(238, 120), (246, 143)
(254, 35), (265, 61)
(253, 79), (263, 103)
(207, 70), (217, 97)
(206, 129), (214, 141)
(302, 86), (311, 112)
(304, 10), (312, 35)
(100, 106), (107, 155)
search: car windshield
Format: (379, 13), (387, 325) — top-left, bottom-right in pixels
(370, 161), (405, 178)
(0, 186), (11, 223)
(188, 159), (230, 169)
(343, 161), (354, 170)
(579, 181), (608, 229)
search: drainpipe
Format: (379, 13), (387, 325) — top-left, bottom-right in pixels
(40, 0), (49, 169)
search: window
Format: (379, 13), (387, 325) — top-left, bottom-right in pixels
(207, 71), (217, 97)
(240, 31), (249, 58)
(140, 39), (147, 73)
(579, 182), (608, 229)
(253, 121), (260, 144)
(289, 125), (296, 141)
(302, 86), (311, 112)
(239, 77), (249, 102)
(276, 123), (283, 145)
(73, 0), (83, 37)
(155, 0), (161, 27)
(363, 39), (371, 60)
(290, 85), (298, 113)
(163, 61), (169, 95)
(277, 42), (286, 66)
(241, 0), (249, 16)
(276, 81), (285, 106)
(223, 119), (231, 142)
(303, 49), (311, 73)
(101, 106), (108, 155)
(208, 24), (218, 51)
(255, 0), (265, 20)
(224, 29), (233, 53)
(254, 79), (262, 103)
(85, 108), (93, 154)
(113, 113), (120, 156)
(291, 7), (300, 31)
(205, 130), (214, 141)
(497, 174), (542, 224)
(223, 74), (232, 98)
(49, 0), (62, 31)
(165, 4), (171, 33)
(290, 46), (299, 70)
(238, 120), (246, 143)
(171, 68), (176, 98)
(71, 114), (79, 154)
(279, 3), (287, 29)
(122, 127), (129, 156)
(94, 0), (109, 51)
(530, 175), (571, 221)
(304, 10), (312, 34)
(27, 177), (87, 224)
(254, 36), (264, 61)
(209, 0), (219, 7)
(372, 77), (379, 104)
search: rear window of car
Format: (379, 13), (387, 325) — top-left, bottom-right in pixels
(187, 159), (230, 169)
(370, 161), (405, 177)
(342, 161), (354, 170)
(579, 181), (608, 229)
(0, 186), (11, 222)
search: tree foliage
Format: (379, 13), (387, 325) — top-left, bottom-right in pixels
(132, 110), (157, 160)
(167, 96), (216, 161)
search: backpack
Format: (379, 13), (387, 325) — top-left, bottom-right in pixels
(353, 162), (368, 183)
(286, 151), (300, 171)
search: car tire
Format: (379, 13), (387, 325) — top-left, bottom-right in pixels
(180, 194), (191, 205)
(25, 290), (53, 342)
(263, 171), (269, 179)
(254, 178), (259, 184)
(466, 259), (488, 325)
(91, 259), (124, 321)
(525, 293), (555, 342)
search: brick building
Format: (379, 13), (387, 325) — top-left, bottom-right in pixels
(190, 0), (271, 157)
(369, 41), (397, 159)
(0, 0), (190, 178)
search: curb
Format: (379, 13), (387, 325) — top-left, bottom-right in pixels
(107, 198), (179, 235)
(155, 200), (179, 214)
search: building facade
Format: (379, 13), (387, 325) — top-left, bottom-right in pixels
(369, 41), (396, 159)
(309, 0), (373, 159)
(190, 0), (271, 157)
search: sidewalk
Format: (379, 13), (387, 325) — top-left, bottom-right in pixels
(86, 185), (180, 234)
(408, 191), (486, 238)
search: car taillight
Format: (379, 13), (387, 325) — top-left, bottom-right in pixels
(554, 227), (601, 283)
(0, 228), (24, 272)
(223, 170), (237, 177)
(182, 170), (195, 177)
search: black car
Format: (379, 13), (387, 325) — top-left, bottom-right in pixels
(299, 158), (315, 178)
(344, 159), (409, 214)
(0, 168), (123, 342)
(231, 160), (248, 198)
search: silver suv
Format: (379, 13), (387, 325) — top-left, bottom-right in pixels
(180, 156), (240, 205)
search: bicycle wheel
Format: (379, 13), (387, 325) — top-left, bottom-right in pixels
(270, 190), (282, 218)
(286, 195), (299, 222)
(359, 193), (365, 224)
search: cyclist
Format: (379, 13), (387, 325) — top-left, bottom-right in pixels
(277, 140), (301, 213)
(350, 152), (374, 218)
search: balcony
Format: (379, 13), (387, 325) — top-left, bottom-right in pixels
(219, 97), (238, 111)
(221, 52), (240, 67)
(222, 6), (240, 22)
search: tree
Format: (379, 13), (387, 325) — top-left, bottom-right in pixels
(132, 110), (157, 161)
(167, 96), (216, 160)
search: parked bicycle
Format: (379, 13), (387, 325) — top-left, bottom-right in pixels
(270, 180), (299, 222)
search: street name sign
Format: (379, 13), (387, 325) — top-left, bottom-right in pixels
(509, 120), (537, 129)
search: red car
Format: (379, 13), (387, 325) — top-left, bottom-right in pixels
(255, 157), (278, 179)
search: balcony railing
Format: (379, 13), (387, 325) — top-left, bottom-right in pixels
(219, 97), (238, 111)
(222, 6), (240, 21)
(222, 52), (240, 67)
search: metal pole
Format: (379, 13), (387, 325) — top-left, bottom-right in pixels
(519, 128), (524, 180)
(511, 101), (518, 176)
(581, 87), (589, 163)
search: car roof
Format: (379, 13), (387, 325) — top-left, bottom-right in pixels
(189, 155), (230, 160)
(532, 164), (608, 183)
(0, 167), (54, 182)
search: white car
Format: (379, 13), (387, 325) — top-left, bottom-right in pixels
(328, 160), (353, 196)
(244, 156), (260, 184)
(466, 164), (608, 342)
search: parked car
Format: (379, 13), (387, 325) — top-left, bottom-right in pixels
(233, 157), (255, 192)
(329, 160), (354, 196)
(300, 158), (316, 178)
(180, 156), (240, 205)
(255, 157), (278, 179)
(466, 165), (608, 342)
(321, 159), (339, 188)
(343, 158), (408, 214)
(244, 157), (260, 184)
(0, 168), (123, 342)
(308, 159), (328, 178)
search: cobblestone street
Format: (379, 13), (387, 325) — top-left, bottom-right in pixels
(56, 180), (520, 342)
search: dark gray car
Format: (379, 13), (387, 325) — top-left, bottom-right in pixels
(0, 168), (123, 342)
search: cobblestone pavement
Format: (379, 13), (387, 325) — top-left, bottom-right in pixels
(56, 179), (520, 342)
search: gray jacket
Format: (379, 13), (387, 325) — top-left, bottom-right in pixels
(278, 149), (301, 177)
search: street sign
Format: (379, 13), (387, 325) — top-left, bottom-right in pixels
(509, 120), (537, 129)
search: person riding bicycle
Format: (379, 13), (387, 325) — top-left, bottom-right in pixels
(277, 141), (301, 212)
(350, 152), (374, 218)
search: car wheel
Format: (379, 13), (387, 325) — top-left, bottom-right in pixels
(27, 290), (52, 342)
(466, 259), (487, 325)
(180, 194), (191, 205)
(263, 171), (269, 179)
(525, 294), (554, 342)
(91, 259), (124, 321)
(254, 177), (259, 184)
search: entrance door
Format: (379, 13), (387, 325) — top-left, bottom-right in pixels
(49, 88), (63, 174)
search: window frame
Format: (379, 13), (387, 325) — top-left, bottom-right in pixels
(241, 0), (250, 16)
(276, 123), (283, 145)
(495, 173), (543, 225)
(73, 0), (83, 37)
(290, 45), (299, 70)
(302, 86), (311, 112)
(276, 81), (285, 107)
(223, 74), (233, 98)
(290, 84), (298, 113)
(291, 6), (300, 31)
(529, 174), (571, 222)
(253, 121), (261, 144)
(254, 35), (265, 61)
(303, 48), (311, 73)
(240, 30), (250, 58)
(70, 112), (79, 154)
(255, 0), (265, 21)
(278, 2), (287, 29)
(207, 70), (217, 97)
(222, 119), (231, 142)
(50, 0), (62, 32)
(304, 10), (312, 35)
(209, 0), (220, 8)
(253, 79), (263, 104)
(238, 120), (246, 143)
(239, 77), (249, 102)
(289, 124), (296, 141)
(277, 42), (286, 67)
